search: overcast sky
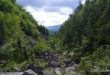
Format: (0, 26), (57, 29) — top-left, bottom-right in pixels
(16, 0), (85, 27)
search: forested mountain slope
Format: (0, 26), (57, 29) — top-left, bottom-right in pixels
(0, 0), (49, 71)
(59, 0), (110, 73)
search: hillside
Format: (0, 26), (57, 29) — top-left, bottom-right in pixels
(0, 0), (50, 71)
(59, 0), (110, 74)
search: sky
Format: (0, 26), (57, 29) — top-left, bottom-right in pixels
(16, 0), (85, 27)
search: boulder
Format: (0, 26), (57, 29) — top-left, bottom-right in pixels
(27, 64), (44, 75)
(22, 69), (38, 75)
(55, 68), (64, 75)
(43, 68), (56, 75)
(65, 67), (76, 75)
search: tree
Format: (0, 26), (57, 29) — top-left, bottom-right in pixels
(38, 25), (49, 36)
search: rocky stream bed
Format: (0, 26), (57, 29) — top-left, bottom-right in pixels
(0, 52), (77, 75)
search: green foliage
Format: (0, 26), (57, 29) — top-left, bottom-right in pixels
(38, 25), (49, 36)
(0, 0), (110, 73)
(21, 18), (38, 38)
(59, 0), (110, 73)
(0, 0), (14, 12)
(0, 60), (30, 71)
(0, 0), (47, 71)
(77, 45), (110, 74)
(33, 38), (49, 53)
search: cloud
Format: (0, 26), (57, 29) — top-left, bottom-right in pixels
(82, 0), (86, 4)
(25, 6), (73, 26)
(16, 0), (85, 26)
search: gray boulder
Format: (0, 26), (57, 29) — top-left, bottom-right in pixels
(22, 69), (38, 75)
(65, 67), (76, 75)
(55, 68), (64, 75)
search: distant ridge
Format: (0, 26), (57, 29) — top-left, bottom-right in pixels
(47, 25), (61, 32)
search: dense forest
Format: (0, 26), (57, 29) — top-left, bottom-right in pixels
(59, 0), (110, 74)
(0, 0), (110, 75)
(0, 0), (50, 71)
